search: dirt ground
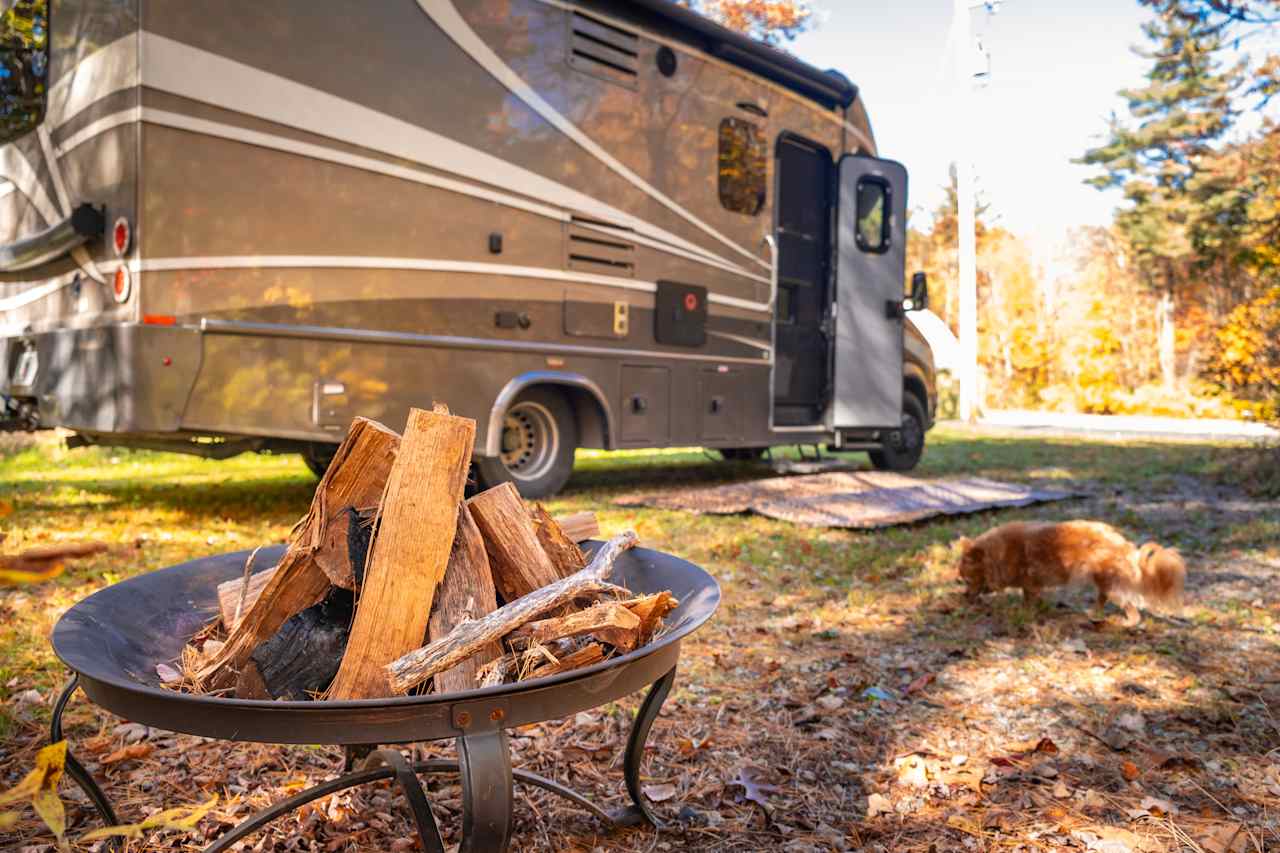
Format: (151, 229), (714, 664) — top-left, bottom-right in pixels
(1, 426), (1277, 851)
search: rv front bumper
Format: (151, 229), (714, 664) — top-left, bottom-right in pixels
(0, 322), (202, 433)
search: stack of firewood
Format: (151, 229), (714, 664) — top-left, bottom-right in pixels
(182, 407), (675, 701)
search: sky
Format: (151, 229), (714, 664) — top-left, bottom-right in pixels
(786, 0), (1263, 246)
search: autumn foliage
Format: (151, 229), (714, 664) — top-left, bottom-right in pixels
(674, 0), (813, 44)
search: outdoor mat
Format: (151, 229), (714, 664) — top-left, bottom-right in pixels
(614, 471), (1080, 529)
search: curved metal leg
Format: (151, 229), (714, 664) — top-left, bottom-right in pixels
(362, 750), (446, 853)
(50, 675), (123, 851)
(611, 666), (677, 828)
(458, 729), (513, 853)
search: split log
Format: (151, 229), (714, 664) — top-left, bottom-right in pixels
(620, 591), (679, 644)
(531, 504), (586, 577)
(511, 601), (641, 651)
(386, 531), (638, 694)
(328, 406), (475, 699)
(249, 588), (355, 700)
(526, 642), (605, 680)
(215, 510), (592, 623)
(555, 511), (600, 544)
(197, 418), (401, 691)
(217, 564), (276, 633)
(428, 503), (501, 694)
(313, 506), (376, 589)
(467, 483), (563, 602)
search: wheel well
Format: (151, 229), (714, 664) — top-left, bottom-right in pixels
(556, 384), (609, 449)
(487, 377), (612, 455)
(904, 376), (930, 427)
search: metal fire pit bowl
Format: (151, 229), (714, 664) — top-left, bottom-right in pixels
(48, 542), (719, 852)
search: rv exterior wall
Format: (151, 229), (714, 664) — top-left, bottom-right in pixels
(0, 0), (891, 459)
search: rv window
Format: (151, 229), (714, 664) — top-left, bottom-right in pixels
(718, 117), (766, 216)
(0, 0), (49, 144)
(854, 176), (890, 254)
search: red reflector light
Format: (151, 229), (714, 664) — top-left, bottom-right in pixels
(112, 217), (131, 257)
(112, 266), (131, 303)
(143, 314), (176, 326)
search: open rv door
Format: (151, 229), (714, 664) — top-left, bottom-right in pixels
(831, 155), (908, 430)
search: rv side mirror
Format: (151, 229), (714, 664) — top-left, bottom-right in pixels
(908, 271), (928, 312)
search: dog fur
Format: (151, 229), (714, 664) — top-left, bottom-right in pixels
(956, 521), (1185, 625)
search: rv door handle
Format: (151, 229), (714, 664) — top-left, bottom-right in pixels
(884, 300), (905, 320)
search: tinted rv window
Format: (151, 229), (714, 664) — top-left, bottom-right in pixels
(718, 118), (766, 216)
(855, 176), (890, 254)
(0, 0), (48, 144)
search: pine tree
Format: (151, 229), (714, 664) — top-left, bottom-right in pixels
(1080, 1), (1245, 386)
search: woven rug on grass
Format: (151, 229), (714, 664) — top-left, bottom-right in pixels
(614, 471), (1079, 529)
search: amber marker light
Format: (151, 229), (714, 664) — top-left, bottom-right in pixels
(142, 314), (176, 326)
(112, 266), (131, 303)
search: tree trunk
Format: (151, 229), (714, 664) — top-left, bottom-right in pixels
(1158, 285), (1177, 388)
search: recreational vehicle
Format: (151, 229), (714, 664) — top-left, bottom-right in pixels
(0, 0), (936, 498)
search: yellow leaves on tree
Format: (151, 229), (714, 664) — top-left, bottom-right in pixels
(1206, 286), (1280, 422)
(674, 0), (814, 44)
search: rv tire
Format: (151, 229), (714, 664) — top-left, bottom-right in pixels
(302, 442), (339, 479)
(869, 393), (926, 472)
(475, 388), (577, 499)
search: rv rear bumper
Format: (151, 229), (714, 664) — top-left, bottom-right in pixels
(0, 322), (202, 433)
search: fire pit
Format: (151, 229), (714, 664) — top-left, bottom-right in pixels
(49, 542), (719, 852)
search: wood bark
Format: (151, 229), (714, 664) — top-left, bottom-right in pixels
(467, 483), (561, 602)
(555, 511), (600, 544)
(386, 531), (638, 694)
(531, 504), (586, 577)
(511, 602), (641, 651)
(313, 506), (374, 589)
(328, 406), (475, 699)
(427, 503), (501, 694)
(248, 589), (354, 700)
(196, 418), (401, 691)
(526, 642), (605, 680)
(216, 511), (592, 625)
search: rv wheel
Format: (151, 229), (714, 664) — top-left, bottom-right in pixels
(302, 442), (338, 478)
(869, 394), (926, 472)
(475, 388), (577, 499)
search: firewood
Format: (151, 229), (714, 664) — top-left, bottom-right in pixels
(428, 503), (501, 694)
(476, 639), (576, 687)
(555, 511), (600, 543)
(511, 602), (641, 651)
(247, 588), (354, 700)
(531, 504), (586, 577)
(386, 531), (638, 694)
(526, 642), (605, 680)
(215, 510), (589, 624)
(467, 483), (563, 602)
(197, 418), (401, 691)
(620, 591), (679, 644)
(328, 406), (475, 699)
(313, 506), (375, 589)
(217, 565), (276, 633)
(233, 661), (271, 700)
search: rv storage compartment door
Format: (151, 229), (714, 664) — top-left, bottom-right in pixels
(832, 155), (908, 429)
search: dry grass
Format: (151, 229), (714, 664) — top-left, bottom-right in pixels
(1, 426), (1278, 851)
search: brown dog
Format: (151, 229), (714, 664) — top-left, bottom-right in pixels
(956, 521), (1185, 625)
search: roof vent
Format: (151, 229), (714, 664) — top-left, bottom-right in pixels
(568, 12), (639, 88)
(568, 217), (636, 277)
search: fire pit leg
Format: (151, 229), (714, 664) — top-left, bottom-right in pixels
(51, 675), (124, 851)
(360, 749), (447, 853)
(458, 729), (514, 852)
(610, 665), (677, 829)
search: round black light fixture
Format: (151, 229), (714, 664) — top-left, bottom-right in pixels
(656, 46), (677, 77)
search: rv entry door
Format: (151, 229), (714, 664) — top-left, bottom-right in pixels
(832, 155), (908, 429)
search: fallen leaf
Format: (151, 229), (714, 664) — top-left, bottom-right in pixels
(1120, 760), (1141, 782)
(865, 793), (892, 818)
(156, 663), (182, 684)
(893, 754), (930, 788)
(676, 735), (712, 756)
(102, 743), (154, 765)
(815, 695), (844, 711)
(643, 783), (678, 803)
(1199, 821), (1250, 853)
(904, 672), (936, 695)
(731, 767), (781, 812)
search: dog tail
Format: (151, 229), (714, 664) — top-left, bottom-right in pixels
(1136, 542), (1185, 611)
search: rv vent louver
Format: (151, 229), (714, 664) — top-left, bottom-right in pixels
(568, 12), (639, 88)
(568, 217), (636, 277)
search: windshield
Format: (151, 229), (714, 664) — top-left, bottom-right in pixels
(0, 0), (48, 144)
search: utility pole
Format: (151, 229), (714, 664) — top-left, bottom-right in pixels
(953, 0), (996, 423)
